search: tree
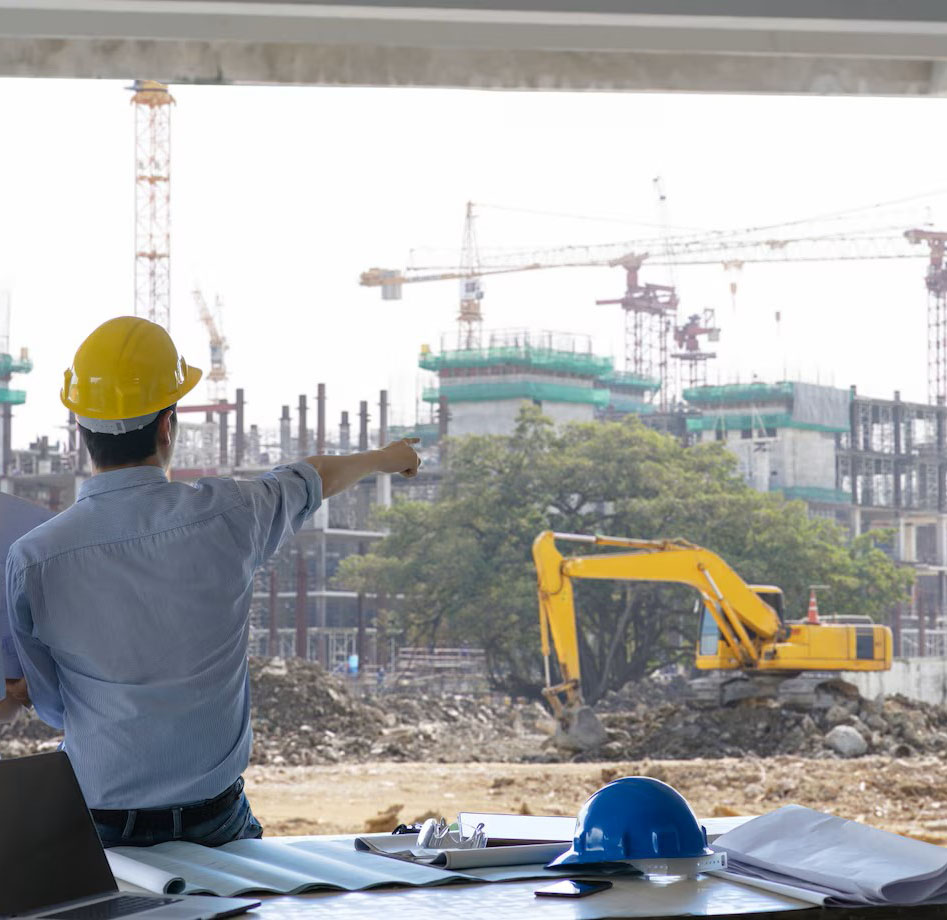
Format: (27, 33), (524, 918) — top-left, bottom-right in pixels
(338, 407), (912, 701)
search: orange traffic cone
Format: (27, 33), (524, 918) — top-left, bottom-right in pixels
(806, 589), (821, 625)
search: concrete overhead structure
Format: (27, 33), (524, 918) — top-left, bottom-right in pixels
(0, 2), (946, 95)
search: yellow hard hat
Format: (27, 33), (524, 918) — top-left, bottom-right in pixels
(61, 316), (202, 434)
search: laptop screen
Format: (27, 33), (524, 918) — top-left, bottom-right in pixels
(0, 751), (117, 915)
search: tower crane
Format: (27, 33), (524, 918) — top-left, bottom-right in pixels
(193, 288), (229, 402)
(362, 216), (942, 402)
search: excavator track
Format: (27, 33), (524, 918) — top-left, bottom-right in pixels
(688, 671), (862, 709)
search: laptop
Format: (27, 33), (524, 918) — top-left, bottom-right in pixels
(0, 752), (260, 919)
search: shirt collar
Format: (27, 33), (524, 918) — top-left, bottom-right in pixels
(77, 465), (169, 501)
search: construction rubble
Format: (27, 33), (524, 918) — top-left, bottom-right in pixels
(4, 657), (947, 764)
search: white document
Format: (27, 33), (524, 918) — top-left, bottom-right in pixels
(108, 837), (471, 896)
(353, 833), (569, 869)
(105, 851), (185, 895)
(714, 805), (947, 906)
(457, 812), (575, 844)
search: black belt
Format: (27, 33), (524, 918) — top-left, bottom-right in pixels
(91, 777), (244, 833)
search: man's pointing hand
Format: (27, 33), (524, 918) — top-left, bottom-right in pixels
(379, 438), (421, 478)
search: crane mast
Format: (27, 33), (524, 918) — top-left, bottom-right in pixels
(130, 80), (174, 331)
(193, 288), (229, 402)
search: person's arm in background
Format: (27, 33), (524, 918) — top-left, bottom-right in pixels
(0, 680), (28, 722)
(6, 553), (65, 730)
(305, 438), (420, 497)
(0, 568), (25, 722)
(0, 652), (13, 721)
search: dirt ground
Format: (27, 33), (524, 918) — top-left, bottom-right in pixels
(245, 755), (947, 844)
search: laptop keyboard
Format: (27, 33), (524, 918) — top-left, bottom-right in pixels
(44, 895), (181, 919)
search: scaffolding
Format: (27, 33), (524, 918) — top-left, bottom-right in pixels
(596, 256), (677, 410)
(0, 294), (31, 476)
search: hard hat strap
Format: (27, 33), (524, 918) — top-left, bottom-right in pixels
(76, 411), (161, 435)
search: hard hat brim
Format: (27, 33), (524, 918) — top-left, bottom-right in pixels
(60, 364), (203, 419)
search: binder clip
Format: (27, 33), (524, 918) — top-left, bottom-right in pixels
(417, 817), (488, 850)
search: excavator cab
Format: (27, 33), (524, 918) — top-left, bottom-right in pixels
(696, 586), (783, 667)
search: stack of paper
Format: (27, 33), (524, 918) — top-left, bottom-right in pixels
(713, 805), (947, 906)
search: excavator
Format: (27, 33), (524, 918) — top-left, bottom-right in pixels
(533, 531), (893, 750)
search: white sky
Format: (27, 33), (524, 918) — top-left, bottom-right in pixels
(0, 79), (944, 447)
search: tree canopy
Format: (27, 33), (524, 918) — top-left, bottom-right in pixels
(338, 407), (912, 700)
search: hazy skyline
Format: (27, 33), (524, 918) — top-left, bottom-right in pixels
(1, 79), (945, 448)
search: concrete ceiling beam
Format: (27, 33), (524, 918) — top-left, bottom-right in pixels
(0, 2), (946, 94)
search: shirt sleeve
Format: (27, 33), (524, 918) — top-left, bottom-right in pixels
(0, 578), (23, 684)
(236, 461), (323, 566)
(6, 549), (65, 730)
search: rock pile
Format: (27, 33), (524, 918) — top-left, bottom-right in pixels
(4, 658), (947, 764)
(586, 682), (947, 761)
(0, 657), (549, 765)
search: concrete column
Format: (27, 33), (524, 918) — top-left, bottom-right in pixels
(234, 388), (245, 467)
(376, 389), (391, 507)
(249, 424), (260, 465)
(280, 405), (291, 460)
(340, 411), (350, 452)
(298, 394), (309, 457)
(937, 516), (947, 568)
(218, 399), (229, 467)
(316, 383), (326, 455)
(379, 389), (388, 446)
(358, 400), (369, 452)
(899, 520), (915, 563)
(1, 371), (11, 476)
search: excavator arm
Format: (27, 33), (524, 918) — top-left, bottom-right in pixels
(534, 530), (783, 693)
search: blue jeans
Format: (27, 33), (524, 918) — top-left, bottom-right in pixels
(95, 778), (264, 848)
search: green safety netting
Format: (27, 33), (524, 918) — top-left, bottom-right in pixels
(685, 411), (847, 434)
(682, 382), (794, 404)
(423, 381), (611, 407)
(0, 353), (32, 377)
(419, 345), (613, 378)
(0, 388), (27, 405)
(598, 370), (662, 393)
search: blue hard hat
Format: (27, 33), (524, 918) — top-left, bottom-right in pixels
(549, 776), (710, 867)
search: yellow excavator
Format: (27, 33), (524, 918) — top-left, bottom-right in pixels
(533, 531), (893, 750)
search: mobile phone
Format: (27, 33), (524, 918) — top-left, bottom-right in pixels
(534, 879), (613, 898)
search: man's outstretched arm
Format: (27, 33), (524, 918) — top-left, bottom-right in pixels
(305, 438), (420, 498)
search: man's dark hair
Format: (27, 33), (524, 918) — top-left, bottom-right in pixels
(80, 406), (176, 469)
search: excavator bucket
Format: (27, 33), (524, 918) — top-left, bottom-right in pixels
(554, 704), (608, 752)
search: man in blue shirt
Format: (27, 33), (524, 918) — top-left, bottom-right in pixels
(7, 317), (419, 846)
(0, 493), (54, 724)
